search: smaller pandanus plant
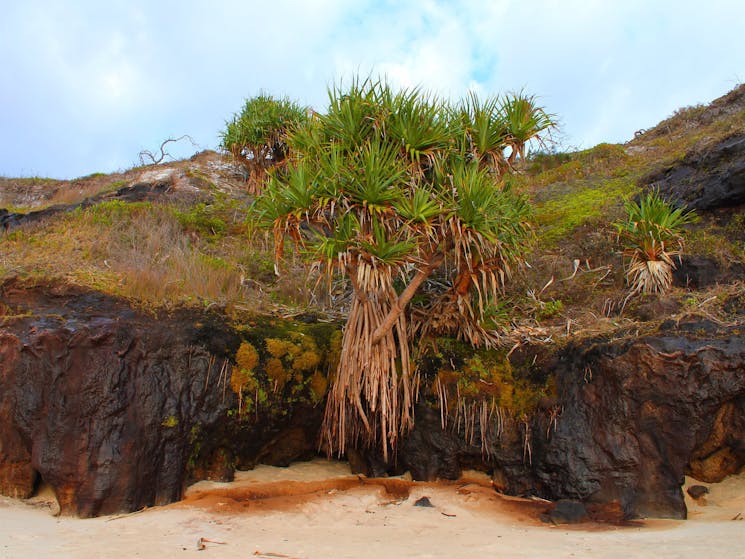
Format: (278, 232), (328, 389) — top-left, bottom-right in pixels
(615, 190), (697, 294)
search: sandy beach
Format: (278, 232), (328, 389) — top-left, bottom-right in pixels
(1, 460), (743, 559)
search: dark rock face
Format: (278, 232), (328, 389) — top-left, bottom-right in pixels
(248, 407), (325, 468)
(413, 496), (434, 507)
(630, 296), (682, 322)
(673, 255), (745, 289)
(0, 171), (201, 232)
(398, 405), (542, 495)
(540, 499), (588, 524)
(400, 406), (462, 481)
(534, 325), (745, 519)
(347, 447), (390, 478)
(0, 280), (325, 517)
(3, 278), (743, 520)
(395, 322), (745, 520)
(687, 400), (745, 482)
(0, 204), (71, 231)
(687, 485), (709, 500)
(0, 280), (239, 516)
(643, 133), (745, 211)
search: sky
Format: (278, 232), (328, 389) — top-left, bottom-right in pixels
(1, 0), (744, 179)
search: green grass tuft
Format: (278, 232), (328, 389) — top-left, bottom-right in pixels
(533, 176), (640, 245)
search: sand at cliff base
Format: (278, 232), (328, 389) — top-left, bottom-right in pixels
(1, 460), (744, 559)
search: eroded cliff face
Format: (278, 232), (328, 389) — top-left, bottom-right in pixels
(397, 320), (745, 519)
(1, 279), (743, 520)
(0, 279), (336, 517)
(644, 133), (745, 211)
(535, 321), (745, 519)
(0, 279), (243, 516)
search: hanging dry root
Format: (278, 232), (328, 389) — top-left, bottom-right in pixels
(546, 405), (561, 439)
(521, 414), (532, 465)
(450, 397), (504, 459)
(321, 262), (418, 462)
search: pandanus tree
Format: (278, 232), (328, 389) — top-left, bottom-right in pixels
(250, 78), (554, 460)
(220, 93), (309, 192)
(501, 91), (555, 167)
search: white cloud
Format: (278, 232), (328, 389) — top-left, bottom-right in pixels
(1, 0), (745, 177)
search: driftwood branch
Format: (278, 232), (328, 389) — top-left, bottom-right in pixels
(139, 135), (198, 165)
(197, 537), (227, 550)
(104, 506), (148, 522)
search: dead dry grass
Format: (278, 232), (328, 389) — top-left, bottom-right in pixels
(2, 204), (244, 307)
(1, 197), (326, 312)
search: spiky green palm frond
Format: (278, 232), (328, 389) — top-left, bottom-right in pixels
(456, 92), (509, 172)
(220, 93), (310, 192)
(412, 163), (531, 344)
(358, 220), (416, 268)
(617, 190), (696, 254)
(279, 162), (318, 219)
(395, 187), (442, 224)
(321, 77), (384, 152)
(310, 210), (358, 274)
(450, 164), (531, 251)
(220, 93), (309, 158)
(343, 139), (408, 218)
(250, 163), (321, 267)
(287, 115), (324, 160)
(251, 173), (291, 228)
(451, 163), (503, 236)
(385, 88), (452, 171)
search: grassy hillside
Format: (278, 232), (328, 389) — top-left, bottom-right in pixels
(0, 152), (320, 314)
(1, 86), (743, 339)
(508, 85), (745, 339)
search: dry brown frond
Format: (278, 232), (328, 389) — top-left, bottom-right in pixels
(415, 290), (501, 348)
(626, 257), (674, 294)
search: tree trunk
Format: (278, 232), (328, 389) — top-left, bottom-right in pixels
(370, 252), (443, 345)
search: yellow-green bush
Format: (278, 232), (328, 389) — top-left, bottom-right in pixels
(230, 341), (260, 395)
